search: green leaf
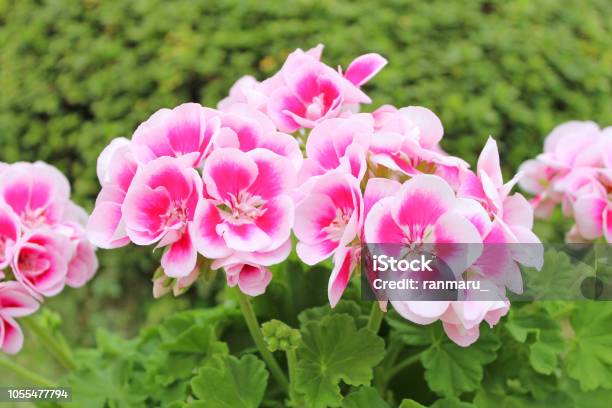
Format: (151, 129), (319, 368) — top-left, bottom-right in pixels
(190, 354), (268, 408)
(566, 302), (612, 391)
(421, 324), (501, 397)
(505, 307), (563, 374)
(66, 350), (147, 408)
(560, 377), (612, 408)
(520, 249), (592, 300)
(342, 386), (390, 408)
(298, 300), (367, 327)
(161, 324), (228, 355)
(431, 397), (476, 408)
(528, 342), (558, 375)
(398, 399), (427, 408)
(295, 314), (385, 408)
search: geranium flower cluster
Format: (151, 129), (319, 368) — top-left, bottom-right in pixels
(0, 162), (97, 354)
(89, 45), (542, 346)
(519, 121), (612, 243)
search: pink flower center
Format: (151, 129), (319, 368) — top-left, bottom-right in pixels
(323, 208), (351, 242)
(401, 224), (434, 244)
(306, 94), (327, 120)
(163, 202), (189, 229)
(18, 249), (50, 277)
(219, 191), (267, 225)
(22, 208), (47, 229)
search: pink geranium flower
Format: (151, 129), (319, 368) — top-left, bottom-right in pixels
(364, 174), (483, 272)
(131, 103), (220, 167)
(369, 106), (468, 187)
(0, 162), (70, 230)
(223, 262), (273, 297)
(206, 239), (290, 297)
(293, 170), (363, 306)
(0, 203), (20, 270)
(11, 230), (71, 299)
(518, 121), (603, 218)
(213, 104), (303, 171)
(0, 281), (39, 354)
(192, 148), (296, 260)
(458, 137), (542, 247)
(458, 137), (521, 216)
(218, 76), (267, 111)
(122, 157), (202, 277)
(263, 45), (386, 132)
(457, 138), (543, 290)
(299, 114), (373, 182)
(87, 138), (139, 249)
(573, 186), (612, 241)
(439, 300), (509, 347)
(56, 221), (98, 288)
(294, 170), (363, 264)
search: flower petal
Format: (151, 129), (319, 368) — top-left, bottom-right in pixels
(392, 175), (456, 233)
(191, 199), (233, 259)
(161, 231), (197, 278)
(344, 53), (388, 86)
(328, 246), (357, 307)
(477, 137), (503, 186)
(267, 88), (304, 133)
(364, 197), (405, 244)
(203, 148), (258, 202)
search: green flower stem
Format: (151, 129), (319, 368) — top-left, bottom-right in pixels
(367, 302), (385, 333)
(235, 289), (289, 392)
(0, 355), (57, 387)
(22, 318), (76, 371)
(286, 348), (299, 405)
(383, 341), (402, 370)
(384, 351), (422, 382)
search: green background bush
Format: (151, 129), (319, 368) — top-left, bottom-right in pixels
(0, 0), (610, 358)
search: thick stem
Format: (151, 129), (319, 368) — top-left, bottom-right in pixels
(235, 289), (289, 392)
(0, 356), (57, 387)
(286, 349), (299, 405)
(22, 318), (76, 371)
(367, 302), (385, 334)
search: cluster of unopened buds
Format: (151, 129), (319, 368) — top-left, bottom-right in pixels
(88, 44), (543, 347)
(0, 162), (97, 353)
(519, 121), (612, 243)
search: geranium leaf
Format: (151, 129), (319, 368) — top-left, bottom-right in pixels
(342, 386), (390, 408)
(298, 300), (367, 327)
(421, 324), (501, 397)
(398, 399), (427, 408)
(430, 397), (476, 408)
(566, 302), (612, 391)
(189, 354), (268, 408)
(505, 306), (564, 375)
(295, 314), (385, 408)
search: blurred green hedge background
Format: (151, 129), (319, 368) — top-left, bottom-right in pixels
(0, 0), (610, 353)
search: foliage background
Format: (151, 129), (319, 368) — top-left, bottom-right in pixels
(0, 0), (611, 405)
